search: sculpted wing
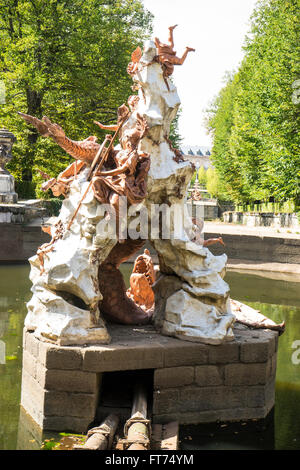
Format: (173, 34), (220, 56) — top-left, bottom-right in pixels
(18, 112), (50, 136)
(18, 112), (100, 163)
(131, 46), (142, 63)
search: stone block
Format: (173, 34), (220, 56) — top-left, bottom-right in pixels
(265, 378), (276, 411)
(246, 386), (266, 408)
(154, 367), (194, 389)
(274, 334), (279, 352)
(153, 389), (180, 414)
(83, 342), (164, 372)
(43, 390), (97, 418)
(224, 361), (270, 386)
(20, 325), (278, 433)
(20, 370), (44, 427)
(42, 416), (91, 434)
(162, 341), (208, 367)
(39, 341), (83, 370)
(267, 353), (277, 379)
(178, 385), (248, 412)
(153, 409), (220, 425)
(22, 349), (37, 379)
(218, 407), (267, 422)
(195, 365), (223, 386)
(36, 365), (98, 393)
(24, 331), (39, 358)
(239, 330), (277, 363)
(208, 342), (239, 364)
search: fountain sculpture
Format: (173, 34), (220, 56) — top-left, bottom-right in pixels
(20, 26), (235, 346)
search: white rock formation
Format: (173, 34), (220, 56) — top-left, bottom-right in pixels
(25, 39), (235, 346)
(134, 41), (235, 344)
(25, 168), (116, 345)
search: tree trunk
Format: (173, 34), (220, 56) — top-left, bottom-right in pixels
(24, 87), (43, 180)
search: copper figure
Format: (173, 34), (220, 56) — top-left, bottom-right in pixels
(38, 161), (86, 197)
(18, 112), (101, 165)
(126, 249), (155, 310)
(164, 133), (185, 163)
(98, 239), (152, 324)
(154, 25), (195, 79)
(192, 218), (225, 247)
(92, 112), (150, 234)
(127, 47), (143, 76)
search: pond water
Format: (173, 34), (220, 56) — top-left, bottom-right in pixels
(0, 264), (299, 450)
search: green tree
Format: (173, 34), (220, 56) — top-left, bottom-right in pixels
(206, 167), (219, 198)
(206, 71), (246, 201)
(206, 0), (300, 207)
(168, 107), (183, 149)
(198, 166), (207, 185)
(0, 0), (153, 187)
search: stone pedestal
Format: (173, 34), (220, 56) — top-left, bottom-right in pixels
(0, 172), (18, 203)
(20, 324), (278, 434)
(0, 127), (17, 203)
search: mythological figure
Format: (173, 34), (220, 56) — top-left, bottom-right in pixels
(154, 25), (195, 79)
(19, 96), (150, 224)
(192, 218), (225, 248)
(19, 30), (200, 329)
(127, 249), (155, 310)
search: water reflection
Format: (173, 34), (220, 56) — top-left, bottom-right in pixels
(0, 265), (31, 450)
(180, 411), (275, 450)
(0, 264), (299, 450)
(17, 407), (43, 451)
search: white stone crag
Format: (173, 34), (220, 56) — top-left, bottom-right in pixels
(25, 167), (115, 345)
(134, 41), (235, 344)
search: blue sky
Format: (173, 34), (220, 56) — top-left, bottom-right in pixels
(142, 0), (258, 147)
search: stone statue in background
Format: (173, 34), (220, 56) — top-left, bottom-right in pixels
(0, 128), (18, 203)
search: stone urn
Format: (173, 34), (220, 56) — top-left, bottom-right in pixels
(0, 128), (18, 203)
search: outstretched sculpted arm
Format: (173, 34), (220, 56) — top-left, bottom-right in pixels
(18, 112), (100, 164)
(96, 162), (128, 177)
(94, 121), (118, 132)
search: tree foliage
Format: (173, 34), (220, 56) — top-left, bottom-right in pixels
(206, 0), (300, 207)
(168, 107), (183, 149)
(0, 0), (153, 185)
(198, 166), (207, 185)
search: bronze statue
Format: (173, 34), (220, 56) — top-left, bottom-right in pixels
(92, 111), (150, 241)
(127, 249), (155, 311)
(98, 239), (152, 325)
(192, 218), (225, 247)
(127, 47), (143, 76)
(190, 188), (202, 201)
(154, 25), (195, 80)
(38, 161), (86, 197)
(19, 99), (150, 216)
(164, 133), (185, 163)
(18, 112), (101, 164)
(19, 101), (152, 323)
